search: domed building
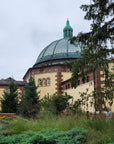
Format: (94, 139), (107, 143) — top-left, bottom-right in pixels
(23, 20), (114, 112)
(0, 20), (113, 112)
(23, 20), (82, 98)
(34, 20), (81, 68)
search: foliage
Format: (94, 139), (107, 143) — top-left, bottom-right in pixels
(67, 99), (82, 115)
(40, 94), (56, 113)
(102, 69), (114, 109)
(52, 93), (72, 114)
(68, 0), (114, 112)
(0, 116), (6, 119)
(0, 113), (114, 144)
(18, 76), (40, 118)
(0, 119), (11, 124)
(0, 128), (87, 144)
(1, 81), (18, 113)
(41, 93), (72, 114)
(71, 0), (114, 51)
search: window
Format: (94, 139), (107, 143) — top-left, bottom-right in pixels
(66, 85), (68, 89)
(38, 78), (51, 87)
(78, 80), (80, 85)
(38, 79), (42, 86)
(43, 79), (46, 86)
(47, 78), (50, 86)
(87, 76), (89, 82)
(5, 89), (9, 93)
(68, 84), (70, 89)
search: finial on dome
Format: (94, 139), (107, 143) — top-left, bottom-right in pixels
(63, 19), (73, 38)
(66, 19), (70, 25)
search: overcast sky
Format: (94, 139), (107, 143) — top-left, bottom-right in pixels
(0, 0), (91, 81)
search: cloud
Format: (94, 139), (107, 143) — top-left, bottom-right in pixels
(0, 0), (91, 80)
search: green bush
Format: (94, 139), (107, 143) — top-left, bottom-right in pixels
(0, 128), (87, 144)
(40, 95), (56, 113)
(52, 93), (72, 114)
(0, 119), (11, 124)
(41, 93), (72, 114)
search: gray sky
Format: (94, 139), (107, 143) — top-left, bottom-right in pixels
(0, 0), (91, 80)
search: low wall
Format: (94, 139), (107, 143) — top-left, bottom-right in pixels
(0, 113), (16, 118)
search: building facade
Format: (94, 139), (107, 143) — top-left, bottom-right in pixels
(24, 20), (81, 98)
(0, 20), (113, 112)
(24, 20), (114, 112)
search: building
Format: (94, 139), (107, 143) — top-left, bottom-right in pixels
(23, 20), (82, 98)
(23, 20), (114, 112)
(0, 20), (113, 112)
(0, 77), (26, 111)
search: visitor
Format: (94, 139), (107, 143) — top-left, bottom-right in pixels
(108, 108), (112, 119)
(106, 108), (112, 121)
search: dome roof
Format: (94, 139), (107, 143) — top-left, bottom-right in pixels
(34, 20), (81, 68)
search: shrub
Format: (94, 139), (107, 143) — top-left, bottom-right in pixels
(41, 93), (72, 114)
(40, 94), (56, 114)
(0, 128), (87, 144)
(52, 93), (72, 114)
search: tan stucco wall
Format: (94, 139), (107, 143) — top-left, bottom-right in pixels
(100, 62), (114, 112)
(34, 73), (57, 99)
(107, 62), (114, 111)
(0, 88), (4, 111)
(63, 81), (95, 112)
(0, 88), (4, 97)
(109, 62), (114, 72)
(62, 72), (72, 81)
(33, 72), (72, 99)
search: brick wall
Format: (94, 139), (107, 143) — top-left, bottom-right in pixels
(0, 113), (16, 118)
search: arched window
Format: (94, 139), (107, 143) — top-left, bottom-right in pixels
(38, 79), (42, 86)
(43, 78), (46, 86)
(47, 78), (50, 86)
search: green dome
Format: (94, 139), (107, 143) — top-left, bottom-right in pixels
(34, 20), (81, 68)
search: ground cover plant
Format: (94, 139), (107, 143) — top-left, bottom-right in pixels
(0, 128), (87, 144)
(0, 112), (114, 144)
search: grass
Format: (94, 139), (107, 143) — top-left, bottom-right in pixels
(1, 112), (114, 144)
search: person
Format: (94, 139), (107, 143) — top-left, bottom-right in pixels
(108, 109), (112, 119)
(106, 108), (112, 121)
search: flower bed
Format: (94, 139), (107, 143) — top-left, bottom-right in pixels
(0, 116), (6, 119)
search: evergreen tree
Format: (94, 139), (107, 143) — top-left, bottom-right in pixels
(1, 81), (18, 113)
(71, 0), (114, 53)
(18, 76), (40, 118)
(68, 0), (114, 111)
(24, 76), (39, 104)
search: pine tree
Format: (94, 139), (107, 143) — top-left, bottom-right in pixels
(24, 76), (39, 104)
(68, 0), (114, 111)
(1, 81), (18, 113)
(71, 0), (114, 53)
(18, 76), (40, 118)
